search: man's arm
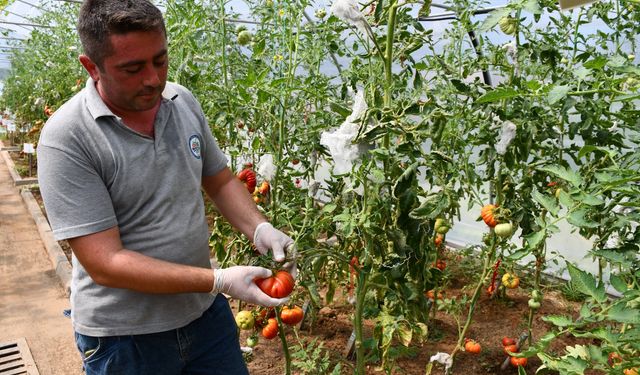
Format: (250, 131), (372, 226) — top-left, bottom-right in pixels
(201, 167), (267, 240)
(69, 227), (288, 306)
(68, 227), (214, 293)
(202, 167), (296, 267)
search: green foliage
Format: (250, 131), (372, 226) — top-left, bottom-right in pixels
(0, 2), (83, 142)
(290, 338), (343, 375)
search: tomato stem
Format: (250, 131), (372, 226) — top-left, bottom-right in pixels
(447, 237), (497, 374)
(353, 252), (369, 375)
(275, 307), (291, 375)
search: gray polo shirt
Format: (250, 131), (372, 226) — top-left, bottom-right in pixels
(37, 79), (227, 336)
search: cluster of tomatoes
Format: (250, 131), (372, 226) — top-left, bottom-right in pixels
(235, 305), (305, 347)
(433, 217), (450, 248)
(501, 337), (528, 367)
(463, 336), (528, 367)
(236, 166), (270, 204)
(480, 204), (513, 238)
(235, 269), (302, 347)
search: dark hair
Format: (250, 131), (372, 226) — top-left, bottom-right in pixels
(78, 0), (166, 69)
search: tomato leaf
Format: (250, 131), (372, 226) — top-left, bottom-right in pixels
(547, 85), (571, 105)
(478, 8), (511, 32)
(590, 249), (629, 266)
(522, 0), (542, 14)
(557, 189), (574, 207)
(578, 145), (618, 159)
(542, 315), (574, 327)
(410, 194), (450, 220)
(567, 208), (599, 228)
(572, 327), (619, 343)
(329, 101), (351, 118)
(476, 87), (520, 103)
(397, 323), (413, 347)
(524, 229), (546, 250)
(538, 165), (583, 187)
(393, 162), (419, 199)
(566, 262), (606, 303)
(607, 301), (640, 324)
(532, 189), (559, 216)
(506, 248), (530, 261)
(608, 273), (628, 294)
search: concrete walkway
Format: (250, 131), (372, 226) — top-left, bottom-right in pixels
(0, 149), (83, 374)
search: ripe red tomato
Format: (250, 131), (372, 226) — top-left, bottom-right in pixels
(623, 368), (639, 375)
(464, 339), (481, 354)
(261, 318), (278, 339)
(237, 168), (257, 193)
(432, 260), (446, 271)
(502, 337), (517, 347)
(486, 283), (497, 296)
(258, 181), (270, 196)
(255, 270), (295, 298)
(481, 204), (498, 227)
(503, 344), (519, 355)
(609, 352), (623, 367)
(510, 356), (528, 367)
(280, 305), (304, 325)
(425, 290), (443, 301)
(254, 307), (275, 327)
(434, 233), (444, 247)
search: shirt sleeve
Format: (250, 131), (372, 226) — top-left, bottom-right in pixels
(37, 144), (118, 241)
(180, 88), (228, 177)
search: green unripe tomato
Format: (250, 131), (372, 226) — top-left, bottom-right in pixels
(436, 225), (450, 234)
(246, 335), (259, 348)
(237, 30), (253, 46)
(494, 223), (513, 238)
(235, 310), (255, 330)
(315, 8), (327, 18)
(235, 24), (248, 35)
(531, 290), (541, 301)
(434, 218), (450, 234)
(498, 16), (517, 35)
(528, 299), (541, 309)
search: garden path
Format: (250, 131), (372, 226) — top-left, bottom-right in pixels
(0, 156), (82, 375)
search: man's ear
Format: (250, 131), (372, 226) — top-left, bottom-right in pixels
(79, 55), (100, 81)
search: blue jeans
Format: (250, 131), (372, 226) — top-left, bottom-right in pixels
(74, 294), (249, 375)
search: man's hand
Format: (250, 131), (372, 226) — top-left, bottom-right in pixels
(212, 266), (288, 307)
(253, 222), (293, 260)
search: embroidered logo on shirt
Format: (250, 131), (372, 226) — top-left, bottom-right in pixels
(188, 135), (202, 159)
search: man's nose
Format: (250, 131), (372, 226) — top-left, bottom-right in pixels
(142, 65), (162, 87)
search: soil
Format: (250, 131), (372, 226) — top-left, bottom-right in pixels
(25, 175), (585, 375)
(8, 150), (37, 178)
(234, 270), (582, 375)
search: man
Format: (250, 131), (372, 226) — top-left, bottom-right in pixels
(37, 1), (295, 373)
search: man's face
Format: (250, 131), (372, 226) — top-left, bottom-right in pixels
(91, 31), (168, 115)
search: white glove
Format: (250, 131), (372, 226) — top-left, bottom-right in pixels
(253, 222), (295, 264)
(212, 266), (289, 307)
